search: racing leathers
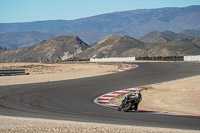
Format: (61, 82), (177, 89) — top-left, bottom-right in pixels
(128, 92), (142, 110)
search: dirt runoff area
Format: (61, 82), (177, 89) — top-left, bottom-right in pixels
(0, 115), (199, 133)
(111, 75), (200, 116)
(0, 62), (127, 86)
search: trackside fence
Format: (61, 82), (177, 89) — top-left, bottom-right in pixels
(0, 69), (29, 76)
(184, 55), (200, 61)
(90, 55), (200, 62)
(90, 57), (136, 62)
(136, 56), (184, 61)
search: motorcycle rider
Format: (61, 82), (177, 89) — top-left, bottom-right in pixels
(128, 90), (142, 111)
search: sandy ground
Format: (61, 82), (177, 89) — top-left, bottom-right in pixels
(0, 115), (199, 133)
(111, 75), (200, 116)
(0, 62), (126, 86)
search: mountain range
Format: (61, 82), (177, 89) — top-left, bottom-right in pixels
(0, 5), (200, 49)
(1, 34), (200, 63)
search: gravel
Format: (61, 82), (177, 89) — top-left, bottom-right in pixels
(0, 115), (199, 133)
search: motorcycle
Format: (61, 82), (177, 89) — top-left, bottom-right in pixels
(118, 94), (137, 112)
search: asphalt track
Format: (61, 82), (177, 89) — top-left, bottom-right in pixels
(0, 62), (200, 130)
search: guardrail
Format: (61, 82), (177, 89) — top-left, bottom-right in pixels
(136, 56), (184, 61)
(184, 55), (200, 61)
(90, 55), (200, 62)
(90, 57), (136, 62)
(0, 69), (29, 76)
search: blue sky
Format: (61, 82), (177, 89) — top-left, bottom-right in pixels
(0, 0), (200, 23)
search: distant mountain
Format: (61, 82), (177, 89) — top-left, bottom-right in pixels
(73, 35), (144, 59)
(181, 29), (200, 38)
(0, 36), (90, 62)
(0, 31), (52, 49)
(140, 31), (193, 43)
(0, 5), (200, 46)
(0, 20), (69, 33)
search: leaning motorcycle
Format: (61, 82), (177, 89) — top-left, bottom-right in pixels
(118, 94), (136, 112)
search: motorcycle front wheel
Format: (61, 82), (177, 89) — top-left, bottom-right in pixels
(118, 105), (123, 111)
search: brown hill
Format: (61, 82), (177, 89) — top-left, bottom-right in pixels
(130, 38), (200, 57)
(0, 36), (90, 62)
(150, 37), (171, 44)
(158, 38), (200, 56)
(181, 29), (200, 38)
(192, 39), (200, 47)
(140, 31), (193, 43)
(75, 35), (200, 58)
(73, 35), (144, 59)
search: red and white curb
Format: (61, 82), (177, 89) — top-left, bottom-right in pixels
(94, 87), (144, 108)
(113, 64), (138, 72)
(94, 87), (200, 118)
(94, 64), (140, 108)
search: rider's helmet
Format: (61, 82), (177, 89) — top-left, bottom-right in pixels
(134, 90), (141, 99)
(135, 90), (140, 94)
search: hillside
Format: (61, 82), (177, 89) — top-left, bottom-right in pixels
(73, 35), (144, 59)
(161, 39), (200, 55)
(0, 5), (200, 47)
(123, 38), (200, 57)
(192, 39), (200, 47)
(75, 35), (200, 59)
(0, 36), (90, 62)
(140, 31), (193, 43)
(181, 29), (200, 38)
(149, 37), (170, 44)
(0, 46), (7, 51)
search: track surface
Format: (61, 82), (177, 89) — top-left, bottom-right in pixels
(0, 62), (200, 130)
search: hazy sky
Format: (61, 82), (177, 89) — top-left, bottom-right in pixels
(0, 0), (200, 23)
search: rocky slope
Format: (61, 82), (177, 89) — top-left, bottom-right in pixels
(0, 36), (90, 62)
(149, 37), (170, 44)
(140, 31), (194, 43)
(73, 35), (144, 59)
(123, 38), (200, 57)
(192, 39), (200, 47)
(75, 35), (200, 59)
(181, 29), (200, 38)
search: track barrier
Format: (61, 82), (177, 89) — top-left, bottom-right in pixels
(0, 69), (29, 76)
(90, 55), (200, 62)
(184, 55), (200, 61)
(90, 57), (136, 62)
